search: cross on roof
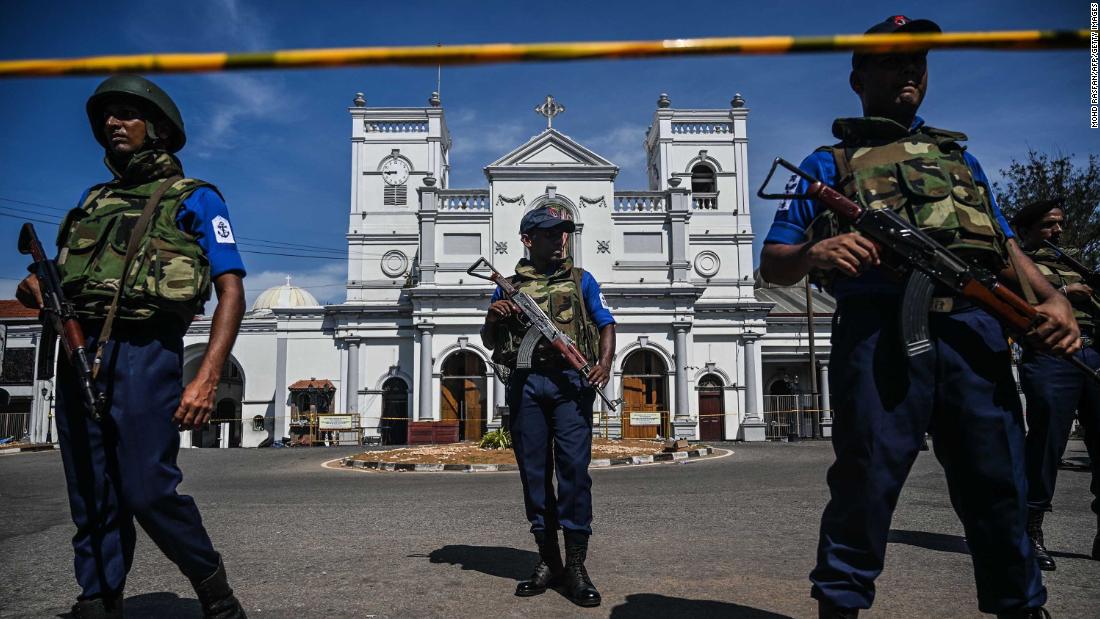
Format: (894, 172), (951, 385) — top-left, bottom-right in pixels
(534, 94), (565, 128)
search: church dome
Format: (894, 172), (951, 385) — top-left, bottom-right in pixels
(251, 276), (321, 311)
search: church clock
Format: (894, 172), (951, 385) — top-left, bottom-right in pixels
(381, 157), (410, 185)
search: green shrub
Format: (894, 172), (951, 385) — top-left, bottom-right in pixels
(478, 428), (512, 450)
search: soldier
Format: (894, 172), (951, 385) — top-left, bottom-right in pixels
(480, 205), (616, 607)
(759, 16), (1080, 619)
(1012, 199), (1100, 570)
(16, 75), (248, 619)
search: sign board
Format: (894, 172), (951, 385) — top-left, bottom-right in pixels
(317, 415), (355, 430)
(629, 412), (662, 426)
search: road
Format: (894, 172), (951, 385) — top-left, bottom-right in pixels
(1, 441), (1097, 618)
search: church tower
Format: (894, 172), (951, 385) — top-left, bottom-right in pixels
(345, 92), (451, 302)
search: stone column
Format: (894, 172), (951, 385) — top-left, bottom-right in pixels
(274, 336), (287, 440)
(493, 374), (506, 429)
(671, 322), (695, 439)
(667, 177), (691, 283)
(819, 363), (833, 438)
(417, 325), (434, 420)
(417, 176), (439, 285)
(740, 336), (766, 441)
(345, 339), (360, 413)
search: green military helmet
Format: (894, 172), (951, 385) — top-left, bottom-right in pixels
(86, 74), (186, 153)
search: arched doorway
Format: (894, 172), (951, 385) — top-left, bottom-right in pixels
(690, 163), (716, 193)
(620, 349), (669, 439)
(698, 374), (725, 441)
(381, 377), (409, 445)
(217, 399), (242, 448)
(183, 354), (245, 448)
(440, 351), (487, 441)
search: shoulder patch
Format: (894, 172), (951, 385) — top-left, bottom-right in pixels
(211, 215), (236, 244)
(776, 174), (799, 212)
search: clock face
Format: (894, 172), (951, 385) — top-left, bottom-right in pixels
(381, 157), (410, 186)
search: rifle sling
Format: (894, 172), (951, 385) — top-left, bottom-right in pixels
(91, 175), (182, 379)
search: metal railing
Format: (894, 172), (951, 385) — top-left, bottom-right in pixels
(763, 394), (827, 440)
(0, 412), (31, 444)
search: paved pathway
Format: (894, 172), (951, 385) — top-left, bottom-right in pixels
(2, 441), (1096, 617)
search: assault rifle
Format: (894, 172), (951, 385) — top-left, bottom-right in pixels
(1043, 240), (1100, 292)
(467, 257), (623, 411)
(758, 158), (1100, 383)
(18, 223), (106, 419)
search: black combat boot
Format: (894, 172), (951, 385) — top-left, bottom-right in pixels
(562, 532), (601, 607)
(1026, 510), (1056, 571)
(817, 599), (859, 618)
(191, 559), (247, 619)
(515, 532), (564, 597)
(71, 592), (124, 619)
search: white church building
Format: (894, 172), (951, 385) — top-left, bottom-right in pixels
(2, 91), (834, 449)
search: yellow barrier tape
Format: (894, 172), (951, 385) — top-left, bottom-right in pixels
(0, 30), (1087, 78)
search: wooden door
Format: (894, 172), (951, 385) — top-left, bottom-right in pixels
(622, 376), (658, 439)
(699, 390), (724, 441)
(463, 378), (484, 442)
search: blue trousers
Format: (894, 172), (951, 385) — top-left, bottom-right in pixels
(508, 368), (596, 537)
(1019, 342), (1100, 516)
(811, 299), (1045, 613)
(55, 322), (220, 600)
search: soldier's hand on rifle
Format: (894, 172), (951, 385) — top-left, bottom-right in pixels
(587, 361), (611, 389)
(1062, 282), (1094, 301)
(174, 376), (218, 430)
(805, 232), (881, 277)
(1029, 295), (1082, 356)
(486, 299), (521, 323)
(16, 274), (43, 309)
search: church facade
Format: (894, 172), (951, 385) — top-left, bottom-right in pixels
(5, 91), (833, 449)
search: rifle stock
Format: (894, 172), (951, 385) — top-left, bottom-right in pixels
(18, 223), (106, 419)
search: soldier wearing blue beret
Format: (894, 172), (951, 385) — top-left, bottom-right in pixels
(481, 204), (616, 607)
(760, 16), (1080, 618)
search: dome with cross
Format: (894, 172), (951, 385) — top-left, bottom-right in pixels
(251, 276), (321, 312)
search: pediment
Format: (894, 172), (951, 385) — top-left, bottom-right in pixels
(487, 128), (617, 168)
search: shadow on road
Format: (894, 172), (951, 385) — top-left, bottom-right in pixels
(888, 529), (969, 554)
(425, 545), (537, 581)
(57, 593), (201, 618)
(609, 594), (791, 618)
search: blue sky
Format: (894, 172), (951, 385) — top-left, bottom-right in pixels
(0, 0), (1093, 307)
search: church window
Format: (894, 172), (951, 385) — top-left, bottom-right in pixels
(691, 164), (716, 193)
(383, 184), (407, 206)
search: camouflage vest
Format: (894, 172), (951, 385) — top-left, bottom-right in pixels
(807, 117), (1008, 288)
(491, 258), (600, 371)
(1025, 246), (1100, 330)
(55, 150), (214, 325)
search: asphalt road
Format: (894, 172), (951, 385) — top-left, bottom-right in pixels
(1, 441), (1097, 618)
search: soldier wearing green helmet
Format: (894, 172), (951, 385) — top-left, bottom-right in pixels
(17, 74), (248, 619)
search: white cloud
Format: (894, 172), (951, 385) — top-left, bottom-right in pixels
(200, 262), (347, 315)
(190, 73), (296, 157)
(579, 124), (648, 180)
